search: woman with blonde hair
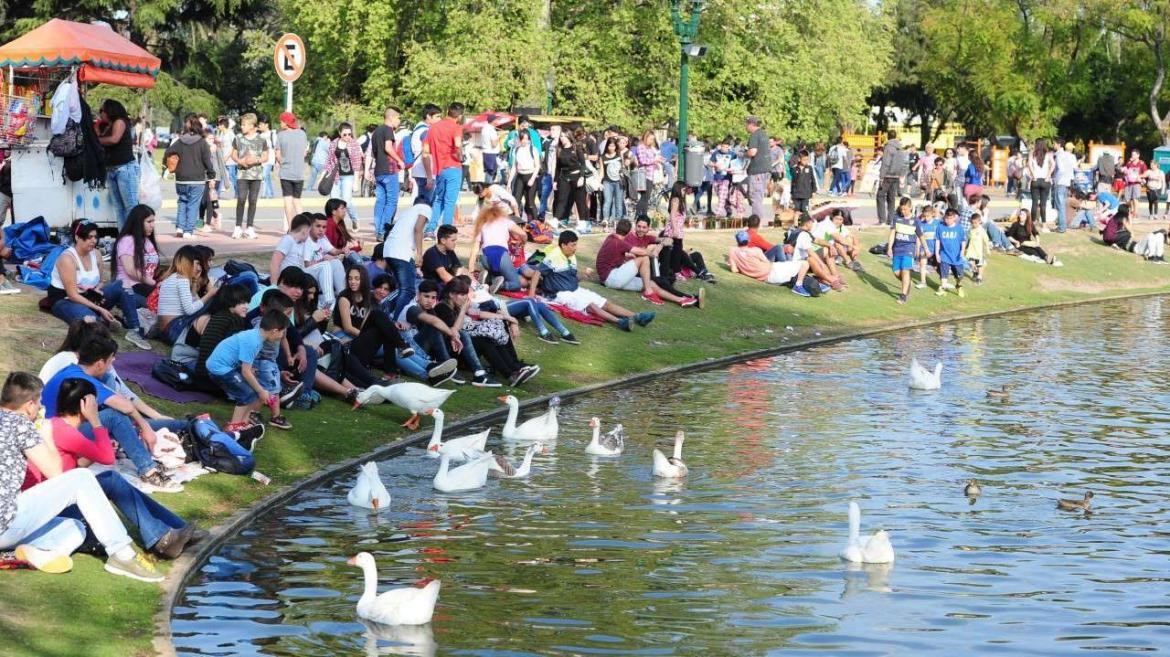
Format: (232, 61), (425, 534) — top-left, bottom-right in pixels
(155, 245), (219, 344)
(467, 205), (533, 294)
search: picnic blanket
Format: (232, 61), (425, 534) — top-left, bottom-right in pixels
(497, 290), (604, 326)
(110, 351), (213, 404)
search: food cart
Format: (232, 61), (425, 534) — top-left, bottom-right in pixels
(0, 19), (160, 230)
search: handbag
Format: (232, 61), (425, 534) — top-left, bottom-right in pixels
(464, 316), (510, 345)
(585, 162), (602, 193)
(317, 170), (335, 196)
(630, 168), (647, 193)
(48, 119), (84, 158)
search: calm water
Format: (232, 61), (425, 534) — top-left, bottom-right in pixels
(173, 297), (1170, 657)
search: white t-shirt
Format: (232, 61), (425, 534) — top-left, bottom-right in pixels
(386, 205), (431, 262)
(792, 230), (813, 262)
(814, 218), (849, 244)
(1053, 150), (1077, 186)
(274, 234), (306, 271)
(302, 236), (333, 265)
(481, 124), (499, 154)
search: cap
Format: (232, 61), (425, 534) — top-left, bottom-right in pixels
(735, 230), (750, 245)
(279, 111), (298, 129)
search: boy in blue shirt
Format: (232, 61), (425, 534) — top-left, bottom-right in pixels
(916, 205), (940, 290)
(934, 208), (968, 298)
(207, 310), (291, 431)
(886, 197), (925, 305)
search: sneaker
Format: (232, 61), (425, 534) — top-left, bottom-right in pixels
(508, 368), (527, 386)
(449, 373), (467, 385)
(641, 292), (665, 306)
(399, 346), (415, 358)
(679, 296), (698, 308)
(1051, 260), (1064, 267)
(820, 282), (834, 293)
(151, 524), (196, 560)
(426, 358), (457, 382)
(0, 279), (20, 295)
(140, 468), (183, 493)
(617, 317), (632, 332)
(247, 410), (264, 426)
(897, 294), (908, 305)
(233, 424), (266, 452)
(915, 282), (926, 289)
(104, 550), (164, 583)
(472, 373), (502, 388)
(196, 224), (214, 234)
(231, 226), (243, 240)
(957, 287), (966, 298)
(560, 332), (580, 345)
(537, 332), (558, 344)
(489, 275), (505, 294)
(269, 415), (293, 430)
(279, 380), (304, 405)
(849, 261), (865, 273)
(634, 311), (655, 327)
(515, 364), (540, 385)
(245, 227), (258, 239)
(792, 285), (812, 297)
(14, 545), (72, 574)
(935, 288), (947, 296)
(183, 232), (194, 239)
(174, 229), (184, 238)
(125, 329), (151, 350)
(696, 287), (705, 309)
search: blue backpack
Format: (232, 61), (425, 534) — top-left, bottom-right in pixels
(21, 244), (65, 291)
(184, 415), (255, 476)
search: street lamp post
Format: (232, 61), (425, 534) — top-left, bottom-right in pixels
(670, 0), (705, 181)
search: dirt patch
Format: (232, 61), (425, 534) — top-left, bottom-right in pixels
(1034, 276), (1155, 294)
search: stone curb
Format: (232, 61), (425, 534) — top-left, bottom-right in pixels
(152, 286), (1168, 657)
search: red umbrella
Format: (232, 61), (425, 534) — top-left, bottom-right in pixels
(463, 111), (515, 133)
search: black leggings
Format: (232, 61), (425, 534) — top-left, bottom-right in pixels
(349, 309), (407, 371)
(554, 179), (588, 222)
(511, 174), (538, 222)
(1149, 189), (1160, 216)
(471, 336), (525, 378)
(1030, 180), (1051, 224)
(636, 188), (652, 216)
(235, 179), (261, 227)
(1106, 230), (1133, 251)
(1018, 244), (1050, 262)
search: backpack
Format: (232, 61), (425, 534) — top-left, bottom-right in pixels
(224, 259), (258, 277)
(48, 119), (85, 158)
(887, 148), (910, 178)
(182, 414), (255, 475)
(152, 359), (194, 390)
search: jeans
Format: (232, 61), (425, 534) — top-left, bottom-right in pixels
(310, 163), (325, 189)
(235, 179), (261, 227)
(431, 167), (462, 231)
(374, 173), (400, 240)
(395, 335), (438, 379)
(1052, 184), (1069, 231)
(261, 163), (275, 198)
(412, 176), (433, 206)
(225, 163), (238, 196)
(876, 177), (901, 226)
(386, 257), (417, 319)
(985, 221), (1013, 250)
(60, 470), (185, 550)
(51, 298), (99, 324)
(175, 184), (204, 233)
(101, 279), (144, 330)
(0, 469), (131, 558)
(480, 248), (523, 291)
(765, 244), (788, 262)
(107, 161), (140, 229)
(602, 180), (624, 220)
(538, 173), (554, 219)
(82, 411), (187, 476)
(507, 299), (569, 337)
(417, 326), (483, 372)
(162, 312), (199, 345)
(830, 168), (848, 194)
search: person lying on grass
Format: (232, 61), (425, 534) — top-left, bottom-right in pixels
(536, 230), (655, 332)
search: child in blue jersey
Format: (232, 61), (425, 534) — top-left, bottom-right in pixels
(934, 208), (968, 297)
(886, 197), (926, 305)
(916, 205), (941, 290)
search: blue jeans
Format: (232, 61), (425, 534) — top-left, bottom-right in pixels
(374, 174), (400, 240)
(417, 326), (483, 372)
(261, 163), (274, 198)
(765, 244), (788, 262)
(1053, 184), (1069, 231)
(277, 344), (319, 394)
(394, 335), (436, 380)
(107, 161), (140, 229)
(60, 470), (185, 550)
(538, 173), (553, 219)
(310, 163), (325, 188)
(480, 247), (523, 291)
(174, 184), (203, 233)
(82, 411), (186, 476)
(602, 180), (623, 220)
(413, 176), (433, 206)
(386, 257), (416, 319)
(225, 163), (238, 196)
(507, 299), (569, 337)
(333, 175), (357, 222)
(50, 298), (99, 324)
(985, 221), (1013, 250)
(101, 279), (144, 330)
(430, 167), (462, 231)
(162, 312), (199, 345)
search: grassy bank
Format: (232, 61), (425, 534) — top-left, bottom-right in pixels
(0, 225), (1167, 657)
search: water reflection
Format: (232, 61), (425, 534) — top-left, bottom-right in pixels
(175, 297), (1170, 656)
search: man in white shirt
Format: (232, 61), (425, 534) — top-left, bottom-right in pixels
(481, 122), (500, 184)
(408, 105), (441, 205)
(812, 209), (864, 273)
(383, 202), (431, 318)
(1053, 139), (1078, 233)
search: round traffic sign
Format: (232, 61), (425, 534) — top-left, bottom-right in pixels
(273, 33), (306, 83)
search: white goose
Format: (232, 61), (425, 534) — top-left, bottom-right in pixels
(585, 417), (625, 456)
(347, 552), (440, 625)
(652, 431), (688, 478)
(489, 443), (547, 478)
(347, 461), (391, 511)
(433, 451), (495, 493)
(839, 501), (895, 564)
(424, 408), (490, 460)
(908, 358), (942, 391)
(355, 383), (455, 430)
(499, 395), (560, 442)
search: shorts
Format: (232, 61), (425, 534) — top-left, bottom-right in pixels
(1123, 184), (1143, 201)
(553, 287), (609, 313)
(891, 255), (915, 273)
(604, 260), (643, 291)
(967, 257), (986, 268)
(939, 261), (964, 278)
(210, 368), (258, 405)
(280, 179), (304, 198)
(766, 260), (803, 285)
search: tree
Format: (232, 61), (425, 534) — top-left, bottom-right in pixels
(1101, 0), (1170, 145)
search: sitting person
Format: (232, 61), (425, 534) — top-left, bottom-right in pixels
(293, 272), (328, 346)
(447, 277), (538, 385)
(323, 198), (362, 261)
(728, 231), (811, 293)
(270, 213), (338, 310)
(962, 194), (1014, 252)
(108, 205), (160, 349)
(472, 182), (521, 216)
(185, 284), (250, 383)
(421, 224), (465, 285)
(624, 215), (690, 297)
(335, 265), (412, 377)
(536, 230), (654, 332)
(381, 201), (430, 317)
(744, 214), (787, 262)
(206, 309), (291, 432)
(155, 245), (219, 345)
(301, 213), (347, 308)
(399, 280), (495, 387)
(596, 219), (699, 308)
(813, 209), (864, 273)
(25, 378), (207, 559)
(1006, 209), (1063, 266)
(790, 214), (843, 290)
(1102, 204), (1134, 251)
(45, 220), (143, 348)
(1133, 224), (1168, 262)
(467, 205), (533, 294)
(365, 274), (457, 386)
(0, 372), (163, 581)
(243, 290), (305, 426)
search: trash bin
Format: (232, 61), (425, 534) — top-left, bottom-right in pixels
(1153, 146), (1170, 200)
(684, 145), (705, 187)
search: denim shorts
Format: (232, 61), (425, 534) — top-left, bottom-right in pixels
(939, 261), (964, 278)
(891, 255), (915, 273)
(210, 369), (258, 405)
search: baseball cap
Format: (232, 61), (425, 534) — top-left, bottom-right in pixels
(279, 111), (298, 129)
(735, 230), (750, 245)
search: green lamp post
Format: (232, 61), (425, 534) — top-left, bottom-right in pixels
(670, 0), (706, 181)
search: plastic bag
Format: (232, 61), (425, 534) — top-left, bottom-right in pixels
(138, 151), (162, 211)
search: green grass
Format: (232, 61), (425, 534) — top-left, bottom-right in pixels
(0, 225), (1167, 656)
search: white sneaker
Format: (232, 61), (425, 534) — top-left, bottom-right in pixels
(245, 227), (258, 239)
(1051, 259), (1064, 267)
(0, 279), (20, 295)
(174, 229), (183, 238)
(125, 329), (151, 350)
(183, 232), (194, 239)
(231, 226), (243, 240)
